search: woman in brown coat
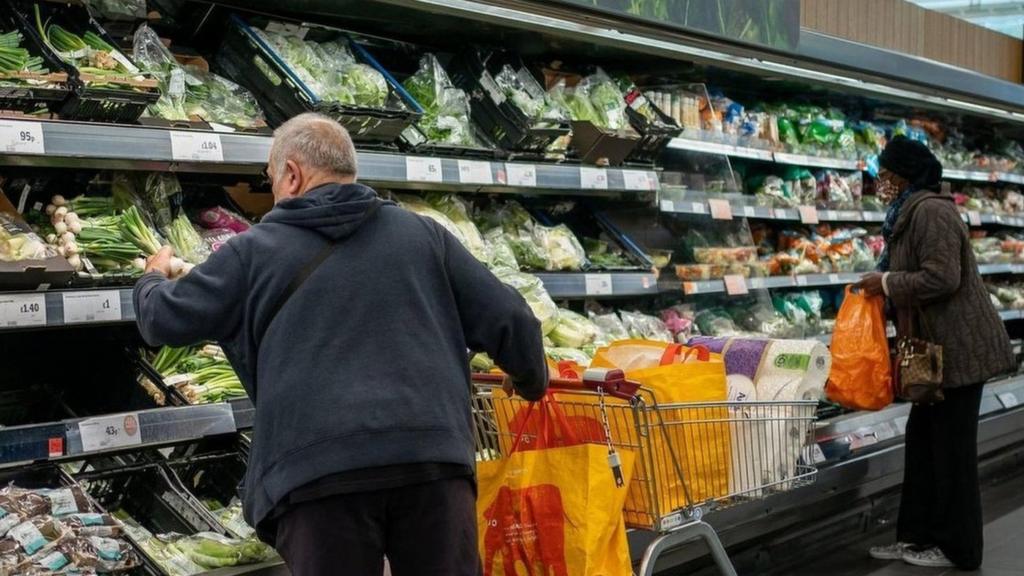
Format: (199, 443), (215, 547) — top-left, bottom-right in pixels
(858, 136), (1016, 570)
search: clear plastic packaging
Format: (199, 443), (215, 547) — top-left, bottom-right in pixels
(491, 267), (559, 335)
(620, 310), (673, 342)
(403, 54), (479, 146)
(0, 214), (53, 262)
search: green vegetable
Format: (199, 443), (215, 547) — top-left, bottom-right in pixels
(121, 205), (162, 256)
(548, 309), (599, 349)
(153, 343), (246, 403)
(492, 267), (559, 335)
(166, 215), (210, 265)
(36, 4), (146, 89)
(404, 53), (479, 146)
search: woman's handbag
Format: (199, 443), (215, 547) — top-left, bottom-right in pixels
(895, 306), (944, 403)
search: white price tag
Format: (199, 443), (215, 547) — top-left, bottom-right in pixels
(708, 199), (733, 220)
(0, 121), (45, 155)
(799, 205), (820, 225)
(742, 206), (757, 217)
(690, 202), (706, 214)
(505, 163), (537, 187)
(967, 211), (982, 226)
(749, 277), (766, 289)
(0, 294), (46, 328)
(723, 274), (748, 296)
(580, 167), (609, 190)
(584, 274), (613, 296)
(78, 413), (142, 453)
(998, 392), (1019, 409)
(622, 170), (654, 191)
(796, 275), (809, 286)
(457, 160), (493, 185)
(822, 210), (838, 220)
(828, 274), (841, 284)
(405, 156), (443, 183)
(62, 291), (122, 324)
(169, 132), (224, 162)
(659, 199), (674, 212)
(773, 208), (789, 219)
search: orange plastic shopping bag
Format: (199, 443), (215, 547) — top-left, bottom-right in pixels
(478, 394), (634, 576)
(827, 287), (893, 410)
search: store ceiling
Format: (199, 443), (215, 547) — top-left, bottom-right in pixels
(910, 0), (1024, 38)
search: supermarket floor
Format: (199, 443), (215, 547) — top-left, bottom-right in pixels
(769, 471), (1024, 576)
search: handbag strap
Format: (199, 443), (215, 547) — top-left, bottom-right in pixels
(907, 303), (937, 342)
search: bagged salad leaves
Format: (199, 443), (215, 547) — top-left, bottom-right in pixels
(475, 200), (587, 271)
(255, 26), (390, 109)
(548, 308), (599, 349)
(398, 195), (486, 262)
(134, 25), (264, 129)
(620, 310), (673, 342)
(492, 267), (559, 335)
(533, 224), (588, 271)
(495, 64), (568, 126)
(424, 194), (487, 261)
(404, 54), (480, 146)
(548, 69), (631, 131)
(589, 311), (630, 345)
(482, 228), (519, 270)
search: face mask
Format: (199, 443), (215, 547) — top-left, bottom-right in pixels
(877, 177), (900, 204)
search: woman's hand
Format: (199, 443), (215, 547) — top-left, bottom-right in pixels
(856, 272), (886, 297)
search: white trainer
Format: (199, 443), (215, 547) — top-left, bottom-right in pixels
(903, 547), (955, 568)
(869, 542), (909, 560)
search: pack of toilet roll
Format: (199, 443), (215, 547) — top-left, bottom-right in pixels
(688, 337), (830, 496)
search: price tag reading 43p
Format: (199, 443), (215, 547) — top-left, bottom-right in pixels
(78, 413), (142, 453)
(62, 291), (122, 324)
(169, 132), (224, 162)
(0, 293), (46, 328)
(0, 121), (45, 155)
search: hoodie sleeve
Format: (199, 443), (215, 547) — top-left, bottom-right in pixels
(133, 243), (245, 347)
(440, 227), (548, 401)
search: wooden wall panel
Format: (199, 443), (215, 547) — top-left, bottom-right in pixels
(802, 0), (1022, 83)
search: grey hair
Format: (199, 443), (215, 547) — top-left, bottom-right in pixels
(269, 112), (358, 178)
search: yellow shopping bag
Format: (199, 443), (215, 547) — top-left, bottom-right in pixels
(589, 341), (731, 526)
(478, 395), (634, 576)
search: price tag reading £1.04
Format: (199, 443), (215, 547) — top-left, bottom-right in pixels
(505, 163), (537, 187)
(169, 132), (224, 162)
(0, 121), (45, 155)
(405, 156), (443, 183)
(0, 293), (46, 328)
(78, 413), (142, 453)
(580, 167), (609, 190)
(62, 291), (122, 324)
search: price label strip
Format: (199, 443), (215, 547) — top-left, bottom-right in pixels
(62, 291), (122, 324)
(622, 170), (654, 191)
(0, 293), (46, 328)
(77, 413), (143, 453)
(457, 160), (493, 185)
(580, 167), (609, 190)
(584, 274), (613, 296)
(405, 157), (443, 183)
(169, 132), (224, 162)
(505, 163), (537, 187)
(0, 121), (45, 155)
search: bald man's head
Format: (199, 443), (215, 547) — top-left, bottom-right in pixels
(267, 113), (359, 202)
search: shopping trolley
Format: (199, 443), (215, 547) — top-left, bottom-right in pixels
(473, 368), (819, 576)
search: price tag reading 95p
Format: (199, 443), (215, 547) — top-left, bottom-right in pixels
(0, 293), (46, 328)
(580, 167), (609, 190)
(457, 160), (493, 185)
(169, 132), (223, 162)
(62, 291), (122, 324)
(0, 121), (45, 155)
(405, 156), (443, 183)
(78, 413), (142, 453)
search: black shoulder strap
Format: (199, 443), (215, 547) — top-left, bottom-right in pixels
(257, 201), (382, 344)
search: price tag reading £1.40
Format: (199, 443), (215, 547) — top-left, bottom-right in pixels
(62, 291), (122, 324)
(169, 132), (224, 162)
(0, 293), (46, 328)
(78, 413), (142, 453)
(0, 121), (45, 155)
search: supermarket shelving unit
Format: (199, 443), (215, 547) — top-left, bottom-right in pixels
(2, 0), (1024, 574)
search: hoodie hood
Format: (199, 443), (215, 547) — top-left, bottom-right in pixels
(261, 182), (387, 240)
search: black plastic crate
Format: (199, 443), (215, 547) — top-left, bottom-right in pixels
(449, 49), (569, 156)
(8, 0), (160, 123)
(0, 8), (70, 115)
(216, 14), (420, 145)
(623, 89), (682, 163)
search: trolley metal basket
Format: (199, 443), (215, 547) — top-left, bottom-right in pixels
(473, 369), (818, 576)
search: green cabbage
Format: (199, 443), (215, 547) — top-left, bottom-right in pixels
(492, 267), (559, 335)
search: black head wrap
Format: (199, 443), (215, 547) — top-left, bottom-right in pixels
(879, 135), (943, 190)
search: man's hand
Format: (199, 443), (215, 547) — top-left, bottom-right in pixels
(145, 246), (174, 277)
(856, 272), (885, 297)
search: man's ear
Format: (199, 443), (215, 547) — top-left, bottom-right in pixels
(282, 159), (303, 199)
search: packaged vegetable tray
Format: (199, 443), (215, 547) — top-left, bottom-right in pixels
(449, 49), (570, 157)
(9, 0), (160, 123)
(0, 8), (70, 116)
(216, 14), (421, 145)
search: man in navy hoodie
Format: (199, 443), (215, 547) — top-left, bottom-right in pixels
(134, 112), (548, 575)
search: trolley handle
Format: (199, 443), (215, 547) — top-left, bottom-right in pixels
(472, 368), (640, 401)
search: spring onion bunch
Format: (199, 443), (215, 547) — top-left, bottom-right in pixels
(0, 30), (47, 76)
(35, 4), (143, 87)
(152, 344), (246, 404)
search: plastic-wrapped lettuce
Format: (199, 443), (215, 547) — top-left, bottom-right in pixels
(534, 224), (588, 271)
(621, 310), (674, 342)
(590, 311), (630, 345)
(476, 201), (586, 271)
(483, 228), (519, 270)
(424, 193), (486, 261)
(545, 347), (592, 367)
(549, 309), (599, 349)
(0, 213), (53, 262)
(404, 54), (479, 146)
(398, 195), (470, 248)
(495, 64), (568, 126)
(492, 267), (559, 335)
